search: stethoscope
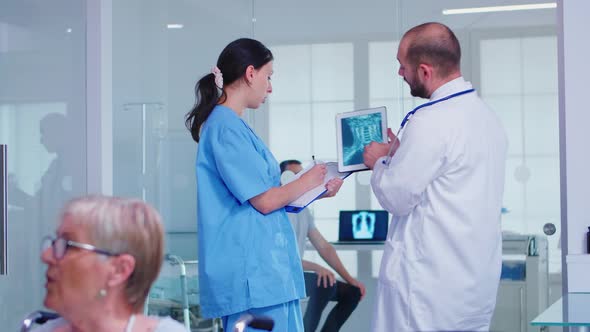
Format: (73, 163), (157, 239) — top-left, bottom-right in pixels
(383, 88), (475, 166)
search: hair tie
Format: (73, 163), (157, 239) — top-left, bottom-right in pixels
(211, 66), (223, 89)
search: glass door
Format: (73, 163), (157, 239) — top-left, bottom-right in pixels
(110, 0), (254, 259)
(0, 0), (87, 330)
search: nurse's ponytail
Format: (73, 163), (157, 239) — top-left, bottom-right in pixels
(185, 38), (273, 143)
(186, 73), (221, 143)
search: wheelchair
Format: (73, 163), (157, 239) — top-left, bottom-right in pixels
(149, 255), (222, 331)
(21, 310), (274, 332)
(21, 256), (275, 331)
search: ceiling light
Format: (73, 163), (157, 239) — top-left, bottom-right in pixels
(442, 3), (556, 15)
(167, 24), (184, 29)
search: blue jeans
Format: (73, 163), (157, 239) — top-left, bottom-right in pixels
(303, 272), (362, 332)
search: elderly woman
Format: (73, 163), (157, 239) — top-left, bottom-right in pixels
(35, 195), (187, 332)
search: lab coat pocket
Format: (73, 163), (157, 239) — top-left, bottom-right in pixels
(378, 240), (406, 287)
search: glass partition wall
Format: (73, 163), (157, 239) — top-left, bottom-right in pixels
(0, 0), (559, 330)
(111, 1), (559, 331)
(0, 0), (87, 330)
(112, 0), (256, 259)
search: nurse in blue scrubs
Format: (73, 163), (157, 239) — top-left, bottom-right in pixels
(185, 38), (341, 331)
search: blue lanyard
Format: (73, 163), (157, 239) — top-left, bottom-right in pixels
(382, 88), (475, 166)
(399, 88), (475, 129)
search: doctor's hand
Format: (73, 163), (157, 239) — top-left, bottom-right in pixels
(299, 164), (327, 189)
(322, 178), (343, 198)
(363, 128), (399, 169)
(314, 266), (336, 288)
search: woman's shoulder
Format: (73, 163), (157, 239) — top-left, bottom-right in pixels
(154, 316), (189, 332)
(208, 105), (240, 124)
(204, 105), (246, 134)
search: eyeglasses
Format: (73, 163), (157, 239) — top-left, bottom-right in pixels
(42, 236), (118, 260)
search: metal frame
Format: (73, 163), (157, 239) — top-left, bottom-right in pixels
(1, 144), (7, 275)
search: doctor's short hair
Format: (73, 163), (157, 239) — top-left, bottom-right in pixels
(59, 195), (164, 311)
(280, 159), (302, 174)
(403, 22), (461, 77)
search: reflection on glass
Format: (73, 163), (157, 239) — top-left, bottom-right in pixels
(0, 0), (86, 327)
(8, 111), (80, 219)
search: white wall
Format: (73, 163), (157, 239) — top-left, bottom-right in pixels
(558, 0), (590, 296)
(558, 0), (590, 256)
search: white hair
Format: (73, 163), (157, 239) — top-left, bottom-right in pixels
(61, 195), (164, 311)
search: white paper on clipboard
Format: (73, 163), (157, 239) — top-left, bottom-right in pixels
(283, 161), (351, 213)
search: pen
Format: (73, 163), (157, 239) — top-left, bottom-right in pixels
(312, 155), (316, 165)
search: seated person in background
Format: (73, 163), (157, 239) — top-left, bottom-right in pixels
(35, 195), (188, 332)
(280, 160), (366, 332)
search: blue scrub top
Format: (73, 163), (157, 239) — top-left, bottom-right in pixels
(196, 105), (306, 318)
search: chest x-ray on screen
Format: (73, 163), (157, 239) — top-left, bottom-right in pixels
(338, 210), (388, 242)
(352, 211), (376, 239)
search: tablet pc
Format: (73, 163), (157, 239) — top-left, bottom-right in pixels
(336, 106), (388, 172)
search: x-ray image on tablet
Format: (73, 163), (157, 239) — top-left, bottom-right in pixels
(336, 106), (388, 172)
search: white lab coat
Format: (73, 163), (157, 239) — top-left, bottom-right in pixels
(370, 77), (507, 332)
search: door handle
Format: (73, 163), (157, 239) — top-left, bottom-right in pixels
(543, 223), (556, 236)
(1, 144), (6, 275)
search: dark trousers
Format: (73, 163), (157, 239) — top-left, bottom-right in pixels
(302, 271), (362, 332)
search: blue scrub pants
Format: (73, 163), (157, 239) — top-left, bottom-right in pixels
(222, 300), (303, 332)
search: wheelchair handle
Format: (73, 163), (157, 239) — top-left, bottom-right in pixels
(21, 311), (60, 332)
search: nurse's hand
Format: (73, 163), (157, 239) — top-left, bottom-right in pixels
(315, 266), (336, 288)
(300, 164), (327, 189)
(322, 178), (343, 198)
(363, 128), (399, 169)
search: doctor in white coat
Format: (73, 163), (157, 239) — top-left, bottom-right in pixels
(363, 22), (508, 332)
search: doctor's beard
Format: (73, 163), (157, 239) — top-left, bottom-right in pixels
(408, 77), (429, 99)
(404, 66), (429, 99)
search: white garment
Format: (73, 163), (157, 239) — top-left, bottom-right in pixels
(370, 77), (507, 332)
(287, 208), (316, 258)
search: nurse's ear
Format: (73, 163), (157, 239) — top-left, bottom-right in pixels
(245, 65), (255, 85)
(280, 170), (296, 185)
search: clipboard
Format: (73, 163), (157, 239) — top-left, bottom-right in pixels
(284, 161), (352, 213)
